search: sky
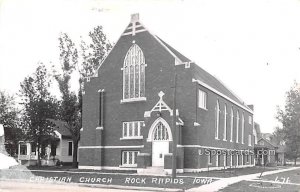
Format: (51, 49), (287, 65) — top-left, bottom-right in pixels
(1, 0), (300, 133)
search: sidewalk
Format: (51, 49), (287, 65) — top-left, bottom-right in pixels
(0, 180), (161, 192)
(187, 167), (300, 192)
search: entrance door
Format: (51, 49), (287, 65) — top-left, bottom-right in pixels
(151, 122), (170, 167)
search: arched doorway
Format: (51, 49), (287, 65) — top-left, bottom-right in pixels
(149, 118), (172, 167)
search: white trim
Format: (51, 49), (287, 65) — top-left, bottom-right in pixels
(163, 169), (184, 174)
(147, 117), (173, 141)
(192, 78), (253, 114)
(183, 164), (254, 173)
(79, 145), (144, 149)
(148, 91), (173, 116)
(126, 24), (143, 29)
(121, 29), (147, 36)
(177, 144), (253, 151)
(120, 136), (143, 140)
(120, 97), (146, 103)
(78, 166), (138, 171)
(194, 122), (201, 126)
(119, 164), (138, 168)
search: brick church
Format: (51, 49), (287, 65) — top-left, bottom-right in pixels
(79, 14), (255, 173)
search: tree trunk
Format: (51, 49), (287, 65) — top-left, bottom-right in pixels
(37, 143), (41, 167)
(295, 158), (297, 166)
(72, 140), (78, 168)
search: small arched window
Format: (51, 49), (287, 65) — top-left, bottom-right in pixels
(230, 107), (234, 142)
(123, 44), (146, 100)
(223, 104), (227, 141)
(242, 113), (245, 144)
(236, 110), (240, 143)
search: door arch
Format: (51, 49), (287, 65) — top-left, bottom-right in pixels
(149, 118), (172, 167)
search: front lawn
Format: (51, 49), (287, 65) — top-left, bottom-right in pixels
(179, 166), (282, 178)
(220, 168), (300, 192)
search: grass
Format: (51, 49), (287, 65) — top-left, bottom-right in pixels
(220, 168), (300, 192)
(178, 166), (282, 178)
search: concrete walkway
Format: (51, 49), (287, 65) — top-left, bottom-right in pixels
(187, 167), (300, 192)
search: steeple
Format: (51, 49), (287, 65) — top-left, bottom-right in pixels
(122, 13), (146, 36)
(130, 13), (139, 23)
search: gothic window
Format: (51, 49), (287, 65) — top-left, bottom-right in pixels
(223, 104), (227, 141)
(153, 122), (169, 141)
(236, 111), (240, 143)
(123, 44), (146, 100)
(242, 113), (245, 144)
(230, 107), (233, 142)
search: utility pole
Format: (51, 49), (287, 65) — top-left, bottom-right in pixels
(172, 73), (177, 179)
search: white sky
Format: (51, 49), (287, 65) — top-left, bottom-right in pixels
(1, 0), (300, 133)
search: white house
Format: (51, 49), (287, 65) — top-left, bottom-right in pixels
(18, 121), (75, 166)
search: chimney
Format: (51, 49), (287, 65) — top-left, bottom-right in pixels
(131, 13), (139, 23)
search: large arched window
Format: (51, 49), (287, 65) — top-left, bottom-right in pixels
(123, 44), (146, 100)
(215, 100), (220, 139)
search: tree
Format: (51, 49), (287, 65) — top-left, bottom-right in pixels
(53, 32), (81, 168)
(0, 90), (23, 156)
(271, 127), (285, 146)
(276, 81), (300, 165)
(80, 26), (112, 78)
(19, 63), (58, 166)
(53, 28), (111, 168)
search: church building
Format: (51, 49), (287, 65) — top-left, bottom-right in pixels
(78, 14), (255, 173)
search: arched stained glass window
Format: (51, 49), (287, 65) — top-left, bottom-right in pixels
(153, 122), (169, 141)
(123, 44), (146, 100)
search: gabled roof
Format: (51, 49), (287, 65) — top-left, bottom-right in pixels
(256, 137), (276, 148)
(48, 119), (72, 137)
(95, 14), (253, 112)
